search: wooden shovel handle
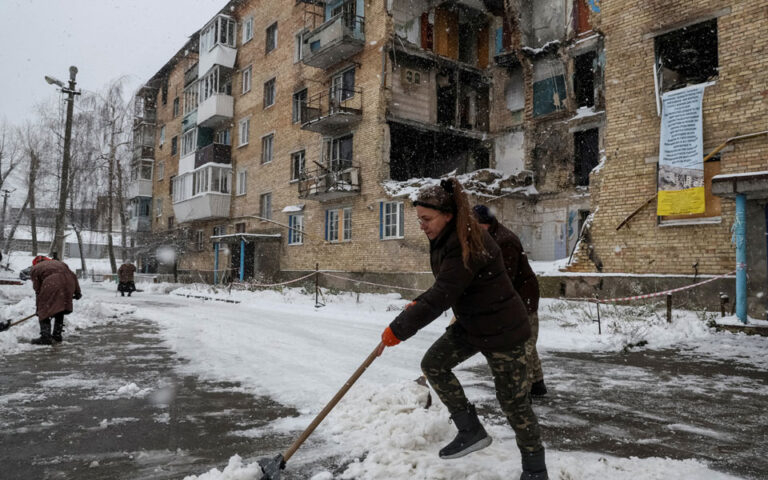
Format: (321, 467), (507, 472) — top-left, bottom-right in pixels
(10, 313), (37, 327)
(283, 342), (384, 463)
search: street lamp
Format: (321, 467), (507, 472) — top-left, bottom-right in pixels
(45, 66), (80, 259)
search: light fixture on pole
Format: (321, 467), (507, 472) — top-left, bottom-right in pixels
(45, 66), (80, 260)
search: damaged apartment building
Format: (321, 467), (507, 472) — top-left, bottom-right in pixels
(126, 0), (606, 285)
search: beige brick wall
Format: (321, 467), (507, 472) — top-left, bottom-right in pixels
(574, 1), (768, 274)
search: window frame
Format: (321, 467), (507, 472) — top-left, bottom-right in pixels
(260, 192), (272, 220)
(236, 169), (248, 196)
(266, 22), (278, 54)
(238, 118), (250, 147)
(292, 88), (307, 123)
(263, 77), (276, 108)
(261, 133), (274, 164)
(243, 16), (254, 44)
(156, 161), (165, 181)
(242, 65), (252, 94)
(380, 201), (405, 240)
(288, 214), (304, 245)
(325, 207), (352, 243)
(291, 149), (306, 181)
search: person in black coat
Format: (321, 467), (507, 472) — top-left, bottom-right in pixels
(473, 204), (547, 397)
(380, 178), (548, 480)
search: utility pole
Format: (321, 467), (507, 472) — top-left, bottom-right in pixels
(0, 189), (12, 242)
(46, 66), (80, 259)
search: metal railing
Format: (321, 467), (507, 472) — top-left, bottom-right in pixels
(301, 87), (363, 124)
(298, 164), (360, 199)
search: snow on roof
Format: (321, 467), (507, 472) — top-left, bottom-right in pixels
(281, 204), (305, 213)
(381, 169), (537, 201)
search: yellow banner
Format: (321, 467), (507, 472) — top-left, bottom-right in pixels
(657, 187), (705, 216)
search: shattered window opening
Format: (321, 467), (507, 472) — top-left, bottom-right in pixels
(655, 19), (718, 93)
(574, 128), (599, 186)
(574, 51), (596, 108)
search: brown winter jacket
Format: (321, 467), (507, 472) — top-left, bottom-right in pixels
(118, 263), (136, 283)
(31, 260), (81, 320)
(488, 218), (540, 314)
(389, 223), (530, 352)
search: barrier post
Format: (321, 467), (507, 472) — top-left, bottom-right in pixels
(666, 294), (672, 323)
(314, 263), (320, 307)
(596, 301), (602, 335)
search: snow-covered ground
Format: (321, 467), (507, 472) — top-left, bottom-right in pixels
(1, 253), (763, 480)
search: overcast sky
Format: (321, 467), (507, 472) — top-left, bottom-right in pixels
(0, 0), (226, 124)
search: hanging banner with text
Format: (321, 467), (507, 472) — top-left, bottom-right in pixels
(657, 84), (707, 216)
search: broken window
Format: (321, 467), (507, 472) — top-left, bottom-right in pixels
(533, 58), (566, 117)
(505, 67), (525, 112)
(655, 19), (718, 93)
(574, 128), (599, 186)
(574, 51), (596, 108)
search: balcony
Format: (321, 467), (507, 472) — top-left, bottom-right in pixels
(302, 11), (365, 69)
(195, 143), (231, 169)
(301, 87), (363, 135)
(173, 193), (231, 223)
(128, 215), (151, 233)
(198, 15), (237, 75)
(198, 94), (233, 128)
(127, 179), (152, 199)
(298, 165), (361, 201)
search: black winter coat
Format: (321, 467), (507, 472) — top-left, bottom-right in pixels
(389, 223), (530, 352)
(488, 218), (540, 314)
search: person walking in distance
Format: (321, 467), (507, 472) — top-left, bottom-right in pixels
(379, 178), (548, 479)
(30, 256), (82, 345)
(117, 261), (137, 297)
(473, 204), (547, 397)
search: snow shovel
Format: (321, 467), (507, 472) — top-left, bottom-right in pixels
(0, 313), (37, 333)
(258, 342), (384, 479)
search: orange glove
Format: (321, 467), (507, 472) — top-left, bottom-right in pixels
(381, 326), (401, 347)
(405, 301), (417, 310)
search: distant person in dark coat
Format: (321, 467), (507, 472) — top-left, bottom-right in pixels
(117, 262), (137, 297)
(474, 205), (547, 397)
(30, 256), (82, 345)
(380, 178), (548, 479)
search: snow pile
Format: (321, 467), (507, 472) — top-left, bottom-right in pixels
(183, 454), (263, 480)
(113, 382), (152, 398)
(0, 293), (136, 356)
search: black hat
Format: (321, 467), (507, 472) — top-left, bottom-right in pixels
(472, 205), (495, 224)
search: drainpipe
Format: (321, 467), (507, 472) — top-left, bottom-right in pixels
(214, 242), (219, 285)
(734, 194), (747, 323)
(239, 238), (245, 282)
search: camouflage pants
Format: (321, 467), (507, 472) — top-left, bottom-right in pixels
(420, 326), (543, 453)
(525, 312), (544, 383)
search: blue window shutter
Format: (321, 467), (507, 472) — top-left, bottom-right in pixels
(495, 27), (503, 54)
(398, 203), (404, 237)
(324, 210), (329, 241)
(379, 202), (383, 239)
(288, 216), (294, 243)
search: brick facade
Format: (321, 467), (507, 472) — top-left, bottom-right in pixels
(571, 1), (768, 276)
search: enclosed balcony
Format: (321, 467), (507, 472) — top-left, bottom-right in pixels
(301, 86), (363, 135)
(298, 165), (361, 201)
(172, 164), (232, 223)
(197, 66), (233, 128)
(302, 6), (365, 69)
(127, 179), (152, 199)
(199, 15), (237, 75)
(128, 197), (152, 233)
(132, 123), (155, 160)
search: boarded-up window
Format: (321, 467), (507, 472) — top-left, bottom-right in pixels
(575, 0), (592, 36)
(420, 12), (433, 50)
(434, 8), (458, 60)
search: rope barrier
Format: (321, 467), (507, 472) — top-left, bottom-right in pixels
(321, 272), (425, 292)
(229, 271), (317, 288)
(569, 270), (736, 304)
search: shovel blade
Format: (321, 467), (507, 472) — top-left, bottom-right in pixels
(258, 453), (284, 480)
(0, 320), (10, 332)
